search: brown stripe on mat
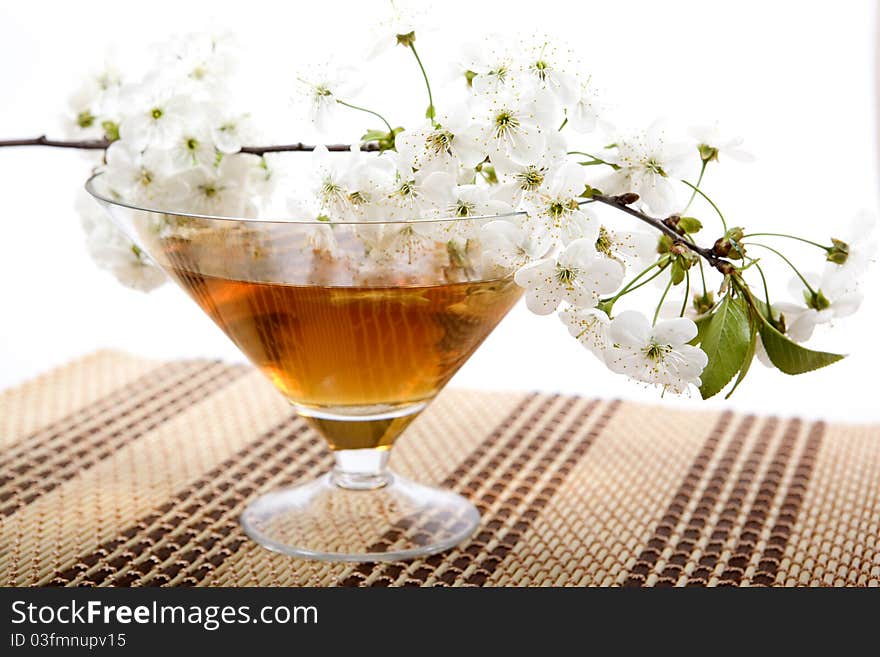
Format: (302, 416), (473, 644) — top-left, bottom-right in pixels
(683, 417), (780, 585)
(1, 361), (246, 518)
(715, 418), (805, 585)
(0, 361), (221, 495)
(338, 394), (563, 586)
(651, 415), (757, 586)
(91, 395), (542, 587)
(47, 414), (316, 586)
(623, 410), (735, 586)
(439, 393), (540, 491)
(1, 360), (200, 466)
(177, 394), (544, 587)
(459, 399), (620, 587)
(739, 421), (825, 586)
(345, 397), (619, 587)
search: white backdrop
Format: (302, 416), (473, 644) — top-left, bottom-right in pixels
(1, 0), (878, 421)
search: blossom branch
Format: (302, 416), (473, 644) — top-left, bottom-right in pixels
(0, 136), (380, 154)
(592, 192), (735, 275)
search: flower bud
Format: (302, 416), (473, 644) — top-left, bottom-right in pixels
(826, 238), (849, 265)
(396, 31), (416, 47)
(712, 227), (746, 259)
(698, 143), (719, 163)
(805, 289), (831, 311)
(693, 291), (715, 315)
(617, 192), (640, 205)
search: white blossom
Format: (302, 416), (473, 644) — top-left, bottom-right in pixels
(689, 123), (754, 163)
(102, 141), (180, 204)
(520, 41), (578, 107)
(824, 210), (876, 283)
(287, 199), (337, 254)
(297, 66), (361, 133)
(473, 90), (553, 166)
(459, 39), (517, 96)
(367, 2), (427, 59)
(604, 310), (708, 394)
(211, 112), (253, 154)
(178, 155), (252, 216)
(167, 128), (216, 171)
(64, 63), (123, 140)
(594, 225), (657, 267)
(774, 270), (863, 342)
(514, 238), (624, 314)
(77, 192), (166, 292)
(491, 130), (567, 202)
(387, 164), (457, 219)
(481, 219), (551, 275)
(521, 162), (596, 244)
(118, 82), (196, 150)
(162, 32), (237, 92)
(602, 122), (692, 215)
(396, 107), (485, 171)
(566, 78), (602, 133)
(560, 306), (611, 360)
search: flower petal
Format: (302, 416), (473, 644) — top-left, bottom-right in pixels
(652, 317), (698, 346)
(609, 310), (651, 347)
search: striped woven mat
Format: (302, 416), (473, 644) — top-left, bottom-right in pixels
(1, 351), (878, 587)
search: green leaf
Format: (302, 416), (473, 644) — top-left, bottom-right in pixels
(690, 313), (710, 346)
(758, 320), (845, 375)
(361, 129), (388, 142)
(677, 216), (703, 234)
(698, 295), (752, 399)
(670, 260), (685, 285)
(724, 315), (758, 399)
(425, 104), (436, 120)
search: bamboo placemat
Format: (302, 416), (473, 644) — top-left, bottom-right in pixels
(1, 351), (878, 587)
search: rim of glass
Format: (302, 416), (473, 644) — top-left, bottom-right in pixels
(85, 173), (527, 226)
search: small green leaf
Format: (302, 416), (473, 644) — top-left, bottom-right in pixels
(361, 129), (388, 142)
(758, 320), (845, 375)
(677, 216), (703, 234)
(101, 120), (120, 142)
(698, 295), (752, 399)
(425, 104), (436, 120)
(670, 260), (685, 285)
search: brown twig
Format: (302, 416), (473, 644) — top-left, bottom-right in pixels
(592, 192), (735, 275)
(0, 137), (736, 276)
(0, 135), (378, 154)
(0, 136), (110, 150)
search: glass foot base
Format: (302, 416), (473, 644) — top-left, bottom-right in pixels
(240, 471), (480, 562)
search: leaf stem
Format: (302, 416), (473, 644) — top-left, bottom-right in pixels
(408, 43), (437, 125)
(336, 99), (394, 135)
(753, 262), (773, 320)
(568, 151), (619, 169)
(680, 268), (691, 317)
(680, 179), (728, 232)
(654, 276), (674, 325)
(604, 260), (663, 306)
(682, 160), (707, 214)
(697, 259), (708, 296)
(741, 232), (830, 251)
(742, 242), (817, 295)
(558, 116), (568, 131)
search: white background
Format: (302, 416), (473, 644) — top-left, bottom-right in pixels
(1, 0), (878, 422)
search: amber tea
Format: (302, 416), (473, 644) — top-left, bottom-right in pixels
(171, 267), (522, 450)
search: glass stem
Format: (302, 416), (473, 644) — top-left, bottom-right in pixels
(331, 448), (392, 490)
